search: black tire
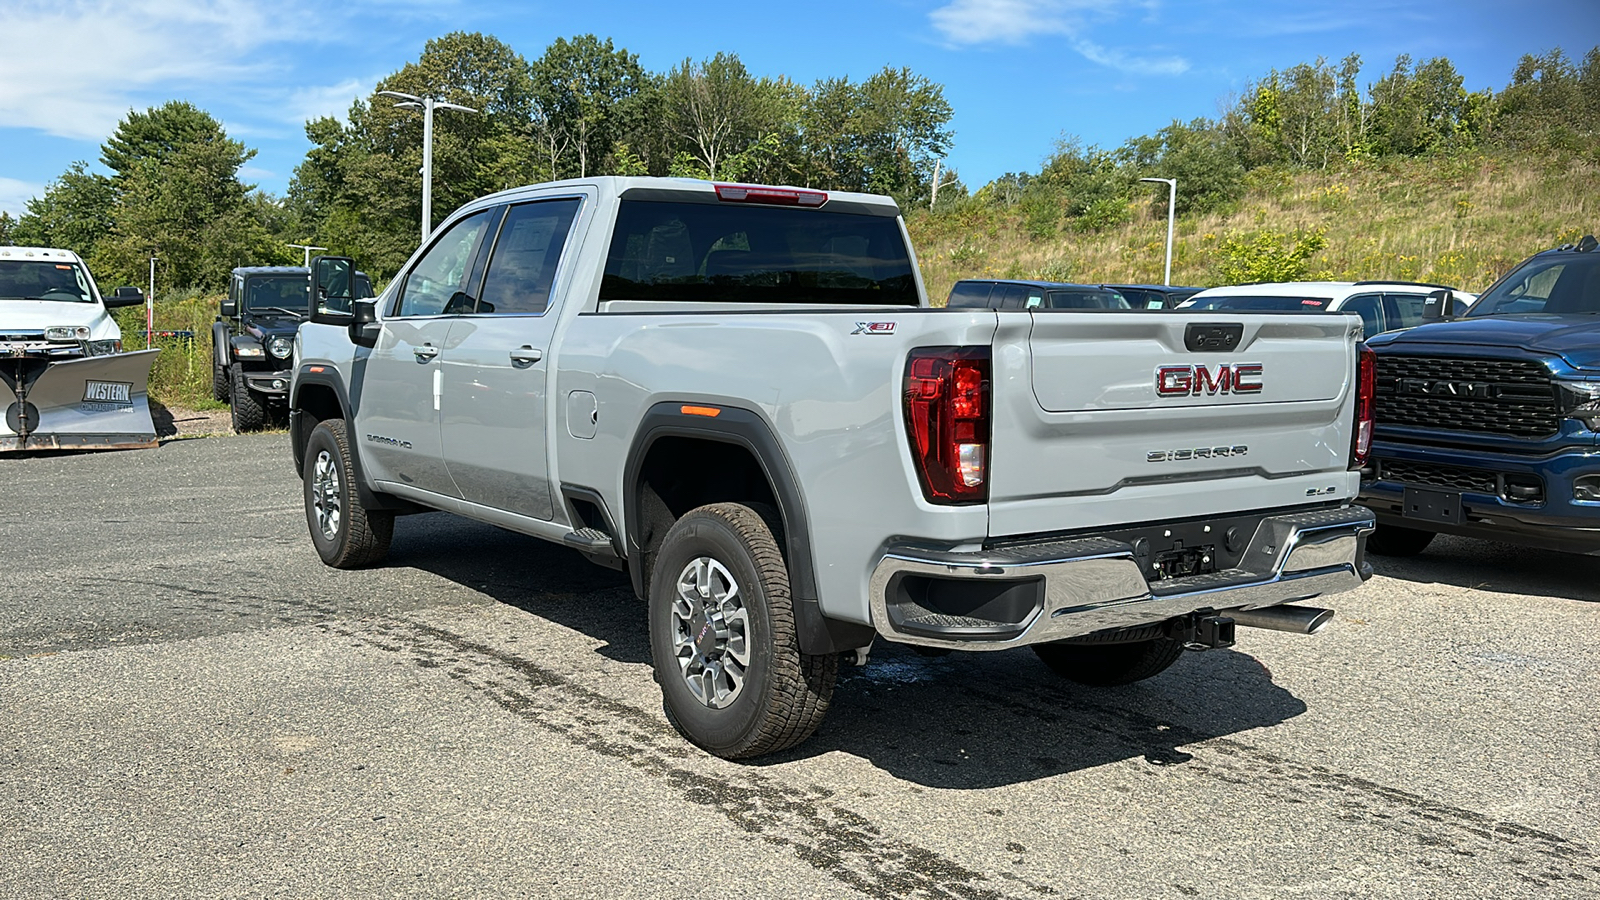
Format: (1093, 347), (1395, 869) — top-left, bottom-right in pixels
(302, 418), (393, 568)
(648, 502), (838, 760)
(230, 366), (266, 433)
(1032, 636), (1186, 687)
(1366, 523), (1436, 557)
(211, 363), (229, 402)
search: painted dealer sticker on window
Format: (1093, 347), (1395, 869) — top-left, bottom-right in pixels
(83, 380), (133, 404)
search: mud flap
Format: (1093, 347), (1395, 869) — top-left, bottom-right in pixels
(1, 349), (161, 451)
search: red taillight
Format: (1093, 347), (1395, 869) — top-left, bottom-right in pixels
(904, 347), (990, 504)
(1351, 344), (1376, 469)
(713, 184), (827, 207)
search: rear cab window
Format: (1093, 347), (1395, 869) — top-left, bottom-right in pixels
(600, 198), (919, 306)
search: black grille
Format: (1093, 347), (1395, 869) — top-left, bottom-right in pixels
(1374, 355), (1558, 438)
(1376, 459), (1498, 493)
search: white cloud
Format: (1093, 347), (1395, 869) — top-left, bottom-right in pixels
(0, 177), (46, 218)
(929, 0), (1188, 75)
(0, 0), (309, 141)
(283, 77), (376, 126)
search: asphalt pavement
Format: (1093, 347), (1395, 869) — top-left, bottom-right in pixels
(3, 434), (1596, 899)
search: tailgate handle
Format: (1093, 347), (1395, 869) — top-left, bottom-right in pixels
(1185, 323), (1244, 352)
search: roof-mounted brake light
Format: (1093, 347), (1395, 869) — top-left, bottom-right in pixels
(714, 184), (827, 207)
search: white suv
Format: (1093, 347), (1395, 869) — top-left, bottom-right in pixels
(1178, 281), (1475, 339)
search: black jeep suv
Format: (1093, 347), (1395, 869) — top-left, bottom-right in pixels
(214, 266), (372, 432)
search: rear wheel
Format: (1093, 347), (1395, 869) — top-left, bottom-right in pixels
(1032, 637), (1186, 687)
(229, 366), (266, 433)
(302, 418), (392, 568)
(1366, 523), (1435, 557)
(648, 502), (837, 759)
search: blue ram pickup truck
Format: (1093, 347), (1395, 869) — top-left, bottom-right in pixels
(1360, 235), (1600, 556)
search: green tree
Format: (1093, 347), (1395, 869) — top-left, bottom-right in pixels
(1369, 55), (1475, 155)
(0, 211), (15, 245)
(100, 101), (227, 180)
(531, 35), (649, 178)
(801, 67), (953, 203)
(1119, 119), (1244, 215)
(292, 32), (542, 278)
(662, 53), (802, 181)
(12, 161), (115, 256)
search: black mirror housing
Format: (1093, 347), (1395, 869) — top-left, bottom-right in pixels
(1421, 289), (1454, 323)
(105, 286), (145, 308)
(219, 298), (238, 317)
(309, 255), (358, 325)
(348, 299), (379, 348)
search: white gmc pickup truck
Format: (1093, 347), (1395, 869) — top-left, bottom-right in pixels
(291, 177), (1376, 759)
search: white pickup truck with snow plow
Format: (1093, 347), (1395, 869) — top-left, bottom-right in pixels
(1, 246), (160, 452)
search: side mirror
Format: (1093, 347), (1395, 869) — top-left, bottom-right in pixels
(309, 255), (358, 324)
(105, 286), (145, 308)
(348, 299), (379, 348)
(1421, 289), (1454, 323)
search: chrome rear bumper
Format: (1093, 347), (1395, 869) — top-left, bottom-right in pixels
(867, 505), (1375, 650)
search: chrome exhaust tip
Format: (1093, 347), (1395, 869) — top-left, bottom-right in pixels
(1227, 604), (1335, 635)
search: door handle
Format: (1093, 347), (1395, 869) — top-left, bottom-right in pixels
(413, 344), (439, 362)
(509, 346), (543, 367)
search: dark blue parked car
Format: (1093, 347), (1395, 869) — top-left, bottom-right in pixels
(946, 279), (1132, 310)
(1359, 235), (1600, 556)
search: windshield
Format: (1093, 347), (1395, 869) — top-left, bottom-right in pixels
(1468, 254), (1600, 316)
(0, 260), (95, 303)
(245, 275), (309, 313)
(1184, 294), (1331, 311)
(600, 199), (919, 305)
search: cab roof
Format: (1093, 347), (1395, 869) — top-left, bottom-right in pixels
(0, 247), (86, 264)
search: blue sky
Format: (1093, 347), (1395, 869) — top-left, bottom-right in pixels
(1, 0), (1593, 218)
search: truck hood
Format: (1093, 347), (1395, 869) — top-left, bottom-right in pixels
(1370, 314), (1600, 371)
(0, 299), (118, 340)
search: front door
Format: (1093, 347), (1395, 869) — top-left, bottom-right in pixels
(439, 196), (584, 519)
(355, 209), (494, 496)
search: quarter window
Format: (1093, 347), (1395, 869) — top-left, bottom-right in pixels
(1342, 294), (1383, 338)
(395, 211), (492, 317)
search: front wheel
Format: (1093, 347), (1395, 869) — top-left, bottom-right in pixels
(1032, 637), (1186, 686)
(302, 418), (393, 568)
(648, 503), (838, 759)
(230, 366), (266, 433)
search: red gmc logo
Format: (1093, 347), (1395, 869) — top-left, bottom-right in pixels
(1156, 363), (1264, 397)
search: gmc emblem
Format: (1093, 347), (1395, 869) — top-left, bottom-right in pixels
(1156, 363), (1264, 397)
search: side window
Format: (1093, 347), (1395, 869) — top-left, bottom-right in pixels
(395, 211), (492, 317)
(1342, 294), (1384, 338)
(946, 281), (995, 308)
(996, 284), (1027, 309)
(478, 198), (582, 315)
(1023, 288), (1045, 309)
(1384, 293), (1429, 331)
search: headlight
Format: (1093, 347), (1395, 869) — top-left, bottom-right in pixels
(234, 343), (265, 358)
(45, 325), (91, 342)
(88, 339), (122, 356)
(266, 336), (293, 359)
(1561, 382), (1600, 429)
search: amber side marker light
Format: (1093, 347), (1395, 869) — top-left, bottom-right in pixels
(681, 405), (722, 417)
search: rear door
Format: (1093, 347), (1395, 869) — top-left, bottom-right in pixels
(987, 312), (1360, 537)
(439, 193), (586, 519)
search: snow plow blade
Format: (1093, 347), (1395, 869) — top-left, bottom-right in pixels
(1, 349), (161, 451)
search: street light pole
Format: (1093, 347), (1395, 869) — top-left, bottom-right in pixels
(287, 243), (327, 268)
(376, 91), (479, 242)
(1139, 177), (1177, 286)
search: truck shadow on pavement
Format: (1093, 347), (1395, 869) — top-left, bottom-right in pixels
(1369, 534), (1600, 603)
(390, 518), (1308, 789)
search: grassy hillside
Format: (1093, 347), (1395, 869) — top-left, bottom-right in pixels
(908, 153), (1600, 304)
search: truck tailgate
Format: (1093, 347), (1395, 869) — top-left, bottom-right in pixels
(988, 312), (1361, 538)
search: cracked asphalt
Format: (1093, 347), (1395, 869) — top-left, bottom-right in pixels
(3, 434), (1597, 899)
